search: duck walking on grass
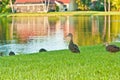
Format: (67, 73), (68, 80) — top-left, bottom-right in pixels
(104, 42), (120, 53)
(66, 33), (80, 53)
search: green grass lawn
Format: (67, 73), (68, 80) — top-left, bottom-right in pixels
(1, 11), (120, 17)
(0, 43), (120, 80)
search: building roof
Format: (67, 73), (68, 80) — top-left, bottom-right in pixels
(57, 0), (70, 3)
(15, 0), (55, 4)
(15, 0), (70, 4)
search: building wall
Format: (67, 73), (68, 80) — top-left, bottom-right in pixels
(13, 3), (56, 13)
(13, 0), (70, 12)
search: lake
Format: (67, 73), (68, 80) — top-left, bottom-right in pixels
(0, 15), (120, 55)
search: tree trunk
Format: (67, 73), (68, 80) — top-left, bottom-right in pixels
(69, 0), (77, 11)
(104, 0), (107, 12)
(44, 0), (47, 12)
(43, 0), (50, 12)
(46, 0), (50, 12)
(108, 0), (110, 11)
(9, 0), (14, 13)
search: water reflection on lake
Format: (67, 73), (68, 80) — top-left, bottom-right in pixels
(0, 15), (120, 55)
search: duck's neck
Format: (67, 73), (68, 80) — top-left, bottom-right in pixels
(105, 43), (109, 47)
(69, 36), (74, 44)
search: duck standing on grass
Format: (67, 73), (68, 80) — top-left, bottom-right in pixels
(104, 42), (120, 53)
(66, 33), (80, 53)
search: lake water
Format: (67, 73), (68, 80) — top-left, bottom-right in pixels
(0, 15), (120, 55)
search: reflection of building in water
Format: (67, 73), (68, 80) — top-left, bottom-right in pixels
(14, 17), (49, 43)
(1, 15), (120, 55)
(1, 16), (120, 46)
(0, 16), (69, 54)
(63, 16), (75, 37)
(12, 16), (66, 43)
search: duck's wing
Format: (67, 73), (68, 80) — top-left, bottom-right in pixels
(73, 44), (80, 52)
(106, 45), (120, 52)
(110, 45), (120, 49)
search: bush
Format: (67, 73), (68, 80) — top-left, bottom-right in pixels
(89, 1), (104, 11)
(56, 6), (59, 12)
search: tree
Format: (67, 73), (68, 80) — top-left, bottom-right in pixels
(0, 0), (15, 13)
(104, 0), (107, 11)
(103, 0), (111, 11)
(89, 0), (104, 11)
(0, 0), (9, 13)
(76, 0), (105, 11)
(111, 0), (120, 11)
(9, 0), (14, 13)
(42, 0), (50, 12)
(69, 0), (77, 11)
(76, 0), (90, 10)
(81, 0), (91, 10)
(108, 0), (111, 11)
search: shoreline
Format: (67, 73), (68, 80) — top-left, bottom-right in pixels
(0, 11), (120, 17)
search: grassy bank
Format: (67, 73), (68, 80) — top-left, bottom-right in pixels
(1, 11), (120, 17)
(0, 43), (120, 80)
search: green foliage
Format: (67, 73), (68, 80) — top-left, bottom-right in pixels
(1, 0), (120, 13)
(76, 0), (90, 10)
(75, 0), (105, 11)
(0, 43), (120, 79)
(0, 0), (9, 13)
(75, 0), (120, 11)
(55, 5), (59, 12)
(0, 0), (15, 13)
(111, 0), (120, 11)
(89, 1), (104, 11)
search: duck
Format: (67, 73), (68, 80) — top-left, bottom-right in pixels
(39, 48), (47, 52)
(9, 51), (15, 56)
(0, 52), (3, 56)
(104, 42), (120, 53)
(66, 33), (80, 53)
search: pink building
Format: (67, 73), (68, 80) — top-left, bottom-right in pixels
(13, 0), (70, 12)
